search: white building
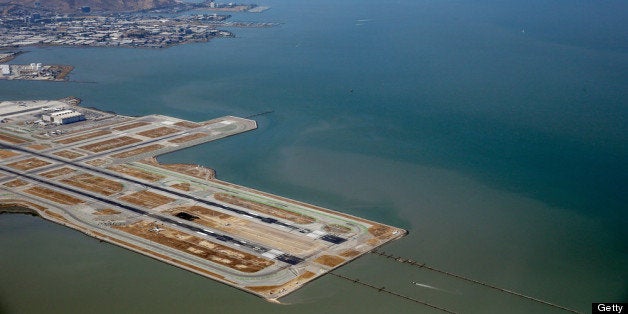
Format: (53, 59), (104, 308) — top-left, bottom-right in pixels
(0, 64), (9, 75)
(42, 110), (85, 125)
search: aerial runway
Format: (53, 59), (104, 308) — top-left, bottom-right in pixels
(0, 98), (406, 299)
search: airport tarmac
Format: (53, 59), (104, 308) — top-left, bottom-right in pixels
(0, 98), (406, 300)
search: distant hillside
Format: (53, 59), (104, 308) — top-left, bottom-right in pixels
(0, 0), (180, 13)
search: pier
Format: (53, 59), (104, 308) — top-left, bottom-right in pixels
(370, 250), (580, 313)
(330, 272), (456, 313)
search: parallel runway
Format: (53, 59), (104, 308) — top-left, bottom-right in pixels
(0, 143), (309, 265)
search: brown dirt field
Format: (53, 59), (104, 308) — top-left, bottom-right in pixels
(3, 179), (28, 187)
(85, 159), (108, 167)
(367, 238), (380, 246)
(339, 249), (362, 258)
(79, 136), (142, 153)
(119, 190), (174, 208)
(107, 165), (165, 182)
(368, 224), (396, 239)
(61, 173), (124, 196)
(170, 182), (191, 191)
(27, 144), (51, 150)
(112, 121), (150, 131)
(39, 167), (76, 178)
(111, 144), (164, 158)
(55, 130), (111, 144)
(93, 208), (122, 215)
(174, 121), (201, 129)
(0, 132), (29, 144)
(168, 133), (208, 144)
(322, 224), (351, 234)
(98, 231), (232, 282)
(115, 220), (274, 273)
(53, 150), (84, 159)
(137, 126), (179, 138)
(7, 157), (52, 171)
(313, 255), (345, 267)
(214, 193), (315, 225)
(53, 65), (73, 80)
(246, 271), (316, 294)
(0, 149), (19, 159)
(141, 158), (215, 180)
(25, 186), (84, 205)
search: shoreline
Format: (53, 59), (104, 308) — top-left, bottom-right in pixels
(0, 51), (24, 63)
(0, 204), (39, 216)
(0, 64), (75, 82)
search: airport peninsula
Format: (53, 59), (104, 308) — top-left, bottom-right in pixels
(0, 98), (407, 300)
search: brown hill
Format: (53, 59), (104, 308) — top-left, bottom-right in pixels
(0, 0), (179, 13)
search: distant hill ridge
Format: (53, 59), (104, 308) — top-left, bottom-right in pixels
(0, 0), (180, 13)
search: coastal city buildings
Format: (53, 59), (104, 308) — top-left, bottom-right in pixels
(0, 2), (273, 49)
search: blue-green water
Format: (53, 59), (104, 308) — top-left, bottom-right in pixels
(1, 0), (626, 313)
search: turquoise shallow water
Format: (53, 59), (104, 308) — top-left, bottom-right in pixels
(1, 0), (626, 313)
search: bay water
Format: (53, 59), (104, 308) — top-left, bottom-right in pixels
(1, 0), (626, 313)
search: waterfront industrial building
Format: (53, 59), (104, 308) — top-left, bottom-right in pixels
(42, 110), (85, 125)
